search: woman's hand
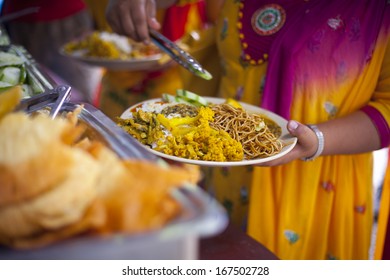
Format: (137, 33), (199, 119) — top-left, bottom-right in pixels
(256, 109), (383, 166)
(255, 120), (319, 166)
(106, 0), (176, 43)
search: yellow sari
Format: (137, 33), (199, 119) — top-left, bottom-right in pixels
(207, 0), (390, 260)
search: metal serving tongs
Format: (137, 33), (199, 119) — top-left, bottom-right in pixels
(149, 29), (212, 80)
(15, 85), (72, 118)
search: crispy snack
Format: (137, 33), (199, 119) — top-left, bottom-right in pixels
(0, 148), (100, 239)
(95, 160), (200, 234)
(0, 200), (106, 249)
(0, 113), (79, 206)
(0, 106), (200, 249)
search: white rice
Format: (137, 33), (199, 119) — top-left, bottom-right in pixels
(99, 31), (132, 54)
(138, 101), (182, 118)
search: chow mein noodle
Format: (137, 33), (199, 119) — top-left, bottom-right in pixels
(210, 104), (283, 159)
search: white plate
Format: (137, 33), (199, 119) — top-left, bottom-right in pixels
(120, 97), (297, 167)
(60, 48), (165, 71)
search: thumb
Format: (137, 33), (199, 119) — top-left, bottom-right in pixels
(287, 120), (319, 157)
(287, 120), (306, 136)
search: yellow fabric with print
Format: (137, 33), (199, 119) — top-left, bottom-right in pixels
(205, 0), (390, 260)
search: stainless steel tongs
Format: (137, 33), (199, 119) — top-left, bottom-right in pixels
(149, 29), (212, 80)
(15, 85), (72, 118)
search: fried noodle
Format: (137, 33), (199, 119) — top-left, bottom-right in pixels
(210, 104), (283, 159)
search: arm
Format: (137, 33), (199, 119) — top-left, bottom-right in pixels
(320, 37), (390, 156)
(259, 108), (383, 167)
(106, 0), (178, 43)
(259, 39), (390, 166)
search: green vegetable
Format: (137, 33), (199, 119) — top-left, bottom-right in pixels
(0, 67), (22, 86)
(0, 52), (24, 67)
(188, 64), (212, 80)
(195, 68), (212, 81)
(27, 71), (45, 94)
(176, 89), (209, 107)
(0, 50), (45, 97)
(162, 93), (195, 106)
(0, 81), (13, 92)
(21, 84), (33, 98)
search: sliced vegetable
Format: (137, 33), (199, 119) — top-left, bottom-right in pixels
(19, 66), (27, 84)
(0, 67), (22, 86)
(0, 50), (45, 97)
(176, 89), (209, 107)
(0, 81), (13, 90)
(193, 67), (212, 81)
(27, 71), (45, 94)
(162, 93), (195, 106)
(225, 98), (242, 108)
(21, 84), (33, 98)
(0, 51), (24, 67)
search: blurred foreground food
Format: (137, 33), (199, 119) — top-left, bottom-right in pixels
(0, 86), (200, 249)
(0, 85), (22, 118)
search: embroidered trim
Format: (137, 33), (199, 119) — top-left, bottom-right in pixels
(237, 2), (288, 65)
(252, 4), (286, 36)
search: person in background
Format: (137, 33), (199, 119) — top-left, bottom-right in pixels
(106, 0), (390, 259)
(1, 0), (102, 102)
(84, 0), (213, 120)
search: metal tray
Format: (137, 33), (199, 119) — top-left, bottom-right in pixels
(61, 102), (159, 161)
(1, 101), (228, 259)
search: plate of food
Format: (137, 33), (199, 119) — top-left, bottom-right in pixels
(60, 31), (167, 70)
(118, 90), (298, 167)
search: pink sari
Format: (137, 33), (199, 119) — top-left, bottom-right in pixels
(259, 1), (390, 123)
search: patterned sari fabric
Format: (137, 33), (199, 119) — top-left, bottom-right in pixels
(206, 0), (390, 259)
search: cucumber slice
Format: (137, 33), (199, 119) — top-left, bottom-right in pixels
(27, 71), (45, 94)
(0, 81), (12, 87)
(0, 51), (24, 67)
(176, 89), (208, 107)
(189, 65), (212, 80)
(0, 81), (13, 93)
(162, 93), (196, 106)
(21, 84), (33, 98)
(19, 66), (27, 84)
(0, 67), (21, 86)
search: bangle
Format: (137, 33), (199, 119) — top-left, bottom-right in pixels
(301, 124), (325, 161)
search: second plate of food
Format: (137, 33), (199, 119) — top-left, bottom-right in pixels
(119, 97), (297, 167)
